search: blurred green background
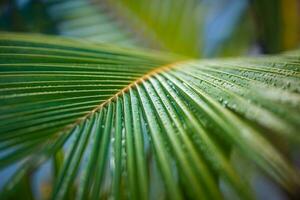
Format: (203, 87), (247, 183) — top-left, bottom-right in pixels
(1, 0), (299, 58)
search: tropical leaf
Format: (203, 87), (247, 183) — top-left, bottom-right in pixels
(0, 33), (300, 200)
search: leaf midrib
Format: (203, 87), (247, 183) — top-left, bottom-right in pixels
(55, 60), (186, 136)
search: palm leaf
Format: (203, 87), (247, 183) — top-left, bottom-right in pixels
(0, 33), (299, 200)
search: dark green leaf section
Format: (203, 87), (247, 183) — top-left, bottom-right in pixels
(0, 34), (299, 200)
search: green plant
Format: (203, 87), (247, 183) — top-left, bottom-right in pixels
(0, 0), (300, 200)
(0, 33), (300, 200)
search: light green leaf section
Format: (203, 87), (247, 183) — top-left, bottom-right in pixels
(0, 33), (299, 199)
(106, 0), (202, 56)
(46, 0), (141, 46)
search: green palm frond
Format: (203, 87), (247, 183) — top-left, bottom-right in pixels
(0, 33), (299, 199)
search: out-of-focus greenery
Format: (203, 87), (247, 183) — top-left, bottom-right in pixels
(252, 0), (300, 53)
(0, 0), (56, 33)
(1, 0), (299, 57)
